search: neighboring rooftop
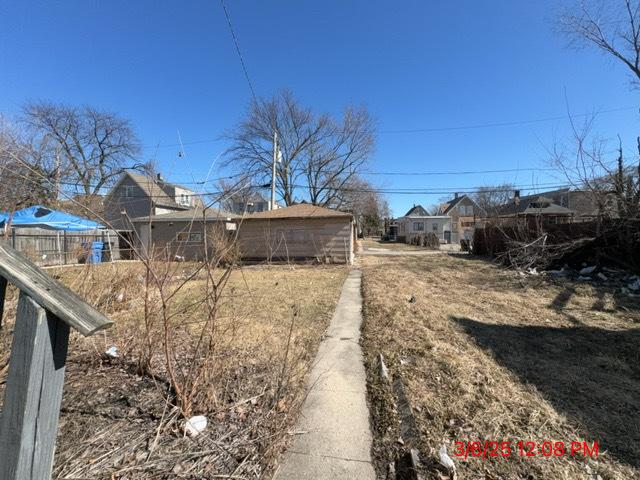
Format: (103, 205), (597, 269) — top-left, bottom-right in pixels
(439, 194), (469, 215)
(124, 172), (193, 210)
(497, 195), (574, 216)
(403, 205), (430, 217)
(243, 203), (352, 220)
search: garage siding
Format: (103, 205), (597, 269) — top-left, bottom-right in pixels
(236, 217), (353, 263)
(134, 220), (212, 261)
(133, 216), (354, 264)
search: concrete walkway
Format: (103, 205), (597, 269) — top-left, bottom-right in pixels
(274, 270), (376, 480)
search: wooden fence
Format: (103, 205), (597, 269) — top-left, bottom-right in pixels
(0, 243), (112, 479)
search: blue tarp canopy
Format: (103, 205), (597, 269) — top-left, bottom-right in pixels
(0, 206), (104, 232)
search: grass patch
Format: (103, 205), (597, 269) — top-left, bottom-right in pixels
(360, 237), (425, 251)
(360, 254), (640, 479)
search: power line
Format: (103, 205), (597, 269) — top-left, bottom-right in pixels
(54, 180), (577, 199)
(146, 153), (636, 182)
(219, 0), (257, 103)
(142, 137), (224, 150)
(366, 167), (558, 176)
(140, 105), (638, 149)
(378, 106), (638, 134)
(362, 154), (637, 176)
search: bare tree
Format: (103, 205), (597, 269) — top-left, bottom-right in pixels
(547, 109), (640, 222)
(339, 176), (389, 236)
(216, 177), (261, 213)
(472, 183), (515, 216)
(559, 0), (640, 85)
(613, 138), (640, 218)
(22, 101), (141, 196)
(304, 107), (375, 206)
(224, 90), (375, 206)
(556, 2), (640, 219)
(0, 116), (56, 212)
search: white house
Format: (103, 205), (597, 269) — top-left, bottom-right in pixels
(396, 205), (453, 243)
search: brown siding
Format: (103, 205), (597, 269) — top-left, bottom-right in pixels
(236, 218), (353, 263)
(133, 217), (353, 264)
(133, 220), (211, 261)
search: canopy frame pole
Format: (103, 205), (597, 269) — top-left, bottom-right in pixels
(106, 230), (114, 262)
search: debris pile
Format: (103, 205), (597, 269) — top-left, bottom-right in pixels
(521, 264), (640, 297)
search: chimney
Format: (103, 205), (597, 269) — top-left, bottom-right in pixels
(454, 192), (459, 199)
(156, 173), (162, 181)
(514, 190), (520, 205)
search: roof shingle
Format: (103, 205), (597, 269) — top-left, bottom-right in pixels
(243, 203), (352, 220)
(131, 207), (236, 222)
(126, 172), (190, 210)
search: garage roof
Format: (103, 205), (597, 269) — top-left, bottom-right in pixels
(244, 203), (352, 220)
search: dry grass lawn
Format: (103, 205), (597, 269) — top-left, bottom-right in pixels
(0, 261), (348, 479)
(360, 237), (426, 251)
(360, 253), (640, 479)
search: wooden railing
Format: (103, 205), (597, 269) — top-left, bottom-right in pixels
(0, 243), (112, 480)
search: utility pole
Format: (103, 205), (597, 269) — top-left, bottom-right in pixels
(271, 130), (277, 211)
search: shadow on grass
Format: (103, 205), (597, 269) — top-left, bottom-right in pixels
(453, 316), (640, 468)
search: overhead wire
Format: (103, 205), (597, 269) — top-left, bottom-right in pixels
(378, 106), (638, 134)
(140, 106), (638, 149)
(219, 0), (258, 103)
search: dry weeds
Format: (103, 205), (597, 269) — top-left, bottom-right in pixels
(360, 253), (640, 480)
(360, 237), (426, 251)
(0, 261), (348, 479)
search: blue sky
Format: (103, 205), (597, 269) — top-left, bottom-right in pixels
(1, 0), (638, 216)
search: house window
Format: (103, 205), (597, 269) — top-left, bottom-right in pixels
(124, 185), (134, 197)
(177, 232), (202, 242)
(432, 223), (438, 232)
(179, 193), (191, 206)
(413, 222), (424, 231)
(466, 205), (473, 215)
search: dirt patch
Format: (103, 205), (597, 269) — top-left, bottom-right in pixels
(360, 254), (640, 479)
(0, 261), (349, 478)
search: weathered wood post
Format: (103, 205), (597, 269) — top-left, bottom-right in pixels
(0, 244), (112, 480)
(0, 275), (6, 329)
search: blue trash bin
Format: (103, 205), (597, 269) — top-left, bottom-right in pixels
(90, 241), (104, 264)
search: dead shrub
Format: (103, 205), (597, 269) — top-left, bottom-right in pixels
(422, 232), (440, 249)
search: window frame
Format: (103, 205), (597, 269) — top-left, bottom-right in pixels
(176, 231), (203, 243)
(412, 221), (425, 231)
(179, 193), (191, 206)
